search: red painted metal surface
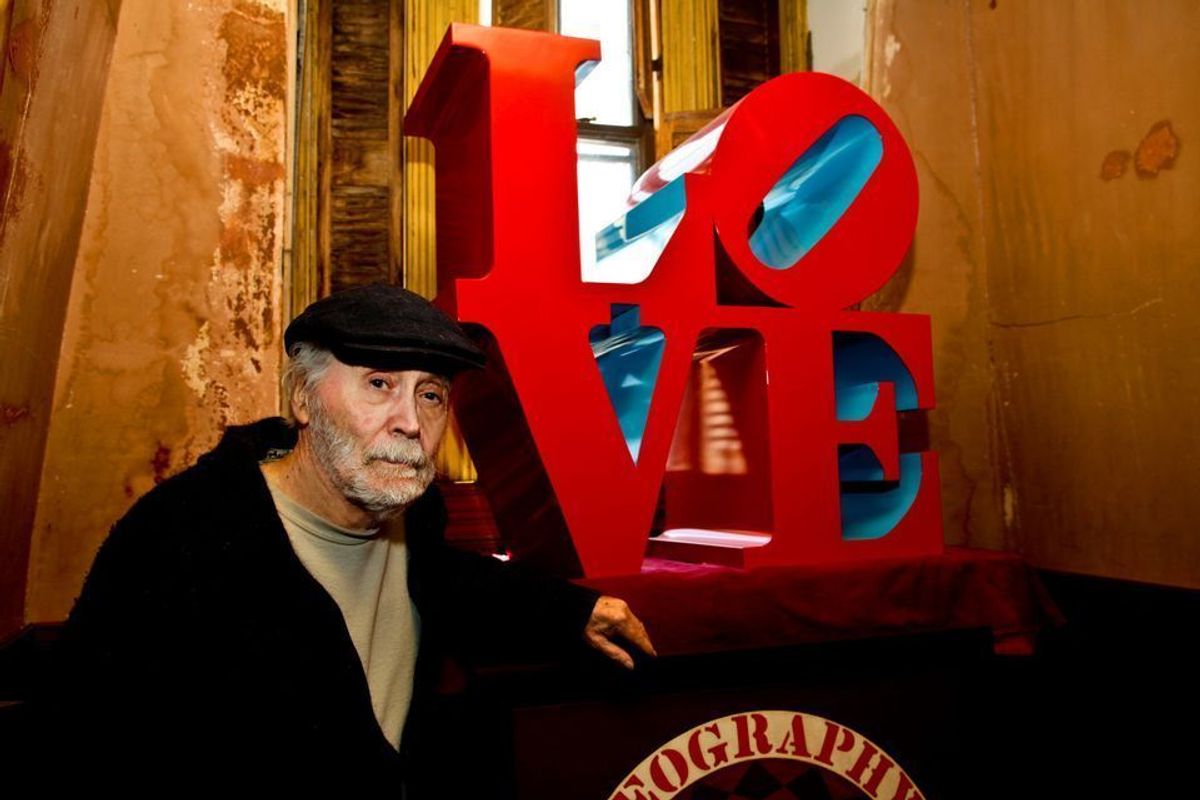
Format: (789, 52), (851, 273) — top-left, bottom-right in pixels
(405, 24), (941, 578)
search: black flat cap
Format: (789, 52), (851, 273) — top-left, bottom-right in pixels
(284, 283), (486, 376)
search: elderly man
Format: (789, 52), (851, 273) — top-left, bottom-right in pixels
(37, 284), (653, 786)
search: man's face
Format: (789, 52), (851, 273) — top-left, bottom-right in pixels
(299, 358), (451, 514)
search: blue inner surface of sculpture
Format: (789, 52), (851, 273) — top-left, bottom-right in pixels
(589, 304), (665, 462)
(834, 332), (921, 540)
(750, 114), (883, 269)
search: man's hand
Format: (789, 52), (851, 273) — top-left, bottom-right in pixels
(584, 596), (656, 670)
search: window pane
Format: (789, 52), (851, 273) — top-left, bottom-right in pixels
(559, 0), (635, 126)
(807, 0), (866, 85)
(577, 139), (638, 282)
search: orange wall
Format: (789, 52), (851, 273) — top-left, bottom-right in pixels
(23, 0), (289, 625)
(0, 0), (122, 638)
(866, 0), (1199, 587)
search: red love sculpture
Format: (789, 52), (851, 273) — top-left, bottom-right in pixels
(405, 24), (942, 578)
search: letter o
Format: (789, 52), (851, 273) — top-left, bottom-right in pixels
(707, 72), (918, 312)
(649, 748), (690, 792)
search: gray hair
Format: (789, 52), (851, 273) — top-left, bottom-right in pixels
(282, 341), (336, 421)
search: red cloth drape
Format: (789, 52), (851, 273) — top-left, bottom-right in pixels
(579, 548), (1063, 656)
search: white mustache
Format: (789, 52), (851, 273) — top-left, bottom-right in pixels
(362, 442), (428, 468)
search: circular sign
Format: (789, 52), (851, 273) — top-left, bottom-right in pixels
(609, 710), (924, 800)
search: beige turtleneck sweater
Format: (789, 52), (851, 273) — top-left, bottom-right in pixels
(262, 471), (420, 752)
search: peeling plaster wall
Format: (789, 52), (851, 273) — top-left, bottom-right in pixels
(25, 0), (289, 623)
(862, 0), (1008, 557)
(0, 0), (122, 638)
(866, 0), (1199, 588)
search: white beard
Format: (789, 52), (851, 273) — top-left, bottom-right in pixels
(306, 395), (436, 514)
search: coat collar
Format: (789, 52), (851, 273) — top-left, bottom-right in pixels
(204, 415), (299, 464)
(198, 415), (448, 547)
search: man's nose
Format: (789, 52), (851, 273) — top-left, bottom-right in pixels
(388, 396), (421, 438)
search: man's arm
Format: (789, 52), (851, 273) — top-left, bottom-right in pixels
(403, 485), (655, 668)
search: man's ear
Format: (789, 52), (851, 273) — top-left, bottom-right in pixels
(292, 385), (311, 425)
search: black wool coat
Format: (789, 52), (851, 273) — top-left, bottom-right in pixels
(31, 417), (601, 789)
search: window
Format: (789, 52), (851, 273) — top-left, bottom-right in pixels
(478, 1), (653, 283)
(558, 0), (653, 283)
(806, 0), (866, 85)
(560, 1), (637, 126)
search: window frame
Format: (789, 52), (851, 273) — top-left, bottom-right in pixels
(557, 0), (656, 180)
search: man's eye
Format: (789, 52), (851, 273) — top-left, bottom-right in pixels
(420, 390), (445, 404)
(369, 378), (390, 390)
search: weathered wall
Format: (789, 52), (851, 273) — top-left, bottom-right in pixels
(25, 0), (289, 623)
(0, 0), (122, 639)
(862, 0), (1008, 557)
(866, 0), (1199, 587)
